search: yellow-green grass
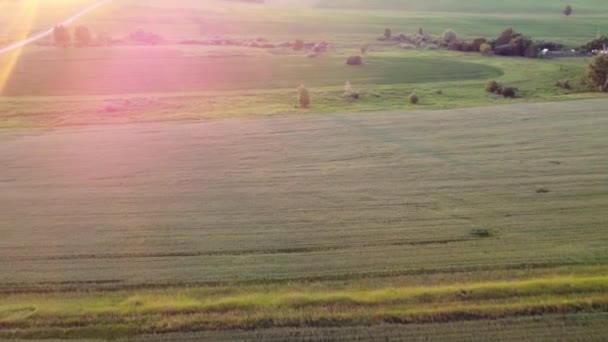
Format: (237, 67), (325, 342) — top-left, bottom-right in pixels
(1, 268), (607, 339)
(122, 313), (608, 341)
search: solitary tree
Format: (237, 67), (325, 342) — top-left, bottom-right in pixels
(297, 84), (311, 108)
(563, 5), (573, 16)
(74, 25), (92, 46)
(587, 54), (608, 92)
(53, 25), (71, 47)
(384, 28), (392, 40)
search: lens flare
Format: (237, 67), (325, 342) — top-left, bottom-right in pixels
(0, 0), (40, 94)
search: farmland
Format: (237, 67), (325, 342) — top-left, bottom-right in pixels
(1, 0), (608, 340)
(2, 99), (608, 339)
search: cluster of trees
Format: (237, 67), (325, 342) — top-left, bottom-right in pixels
(53, 25), (103, 47)
(447, 28), (538, 58)
(579, 36), (608, 53)
(53, 25), (94, 47)
(52, 25), (163, 47)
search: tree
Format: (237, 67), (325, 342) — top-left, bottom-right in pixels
(563, 5), (573, 16)
(53, 25), (71, 47)
(297, 85), (311, 108)
(293, 39), (304, 51)
(587, 54), (608, 92)
(443, 29), (457, 44)
(384, 28), (392, 40)
(74, 25), (92, 46)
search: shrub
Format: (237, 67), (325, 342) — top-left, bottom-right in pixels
(472, 38), (487, 52)
(436, 89), (443, 95)
(74, 25), (92, 46)
(293, 39), (304, 51)
(480, 43), (492, 55)
(563, 5), (573, 16)
(501, 87), (517, 98)
(343, 81), (359, 99)
(485, 80), (500, 93)
(555, 79), (571, 89)
(346, 55), (363, 66)
(443, 29), (458, 44)
(384, 28), (392, 40)
(579, 36), (608, 53)
(408, 91), (419, 104)
(586, 54), (608, 92)
(128, 28), (161, 45)
(52, 25), (71, 46)
(494, 44), (518, 56)
(447, 41), (463, 51)
(297, 85), (310, 108)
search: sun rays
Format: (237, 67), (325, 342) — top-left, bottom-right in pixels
(0, 0), (41, 94)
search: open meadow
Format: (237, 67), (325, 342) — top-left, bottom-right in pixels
(1, 0), (607, 340)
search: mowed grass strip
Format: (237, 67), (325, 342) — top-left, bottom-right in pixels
(0, 274), (607, 338)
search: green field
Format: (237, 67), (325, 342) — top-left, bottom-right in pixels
(1, 0), (608, 340)
(1, 99), (608, 339)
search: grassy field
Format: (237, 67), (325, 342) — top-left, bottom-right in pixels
(1, 0), (606, 129)
(1, 100), (607, 339)
(1, 0), (608, 340)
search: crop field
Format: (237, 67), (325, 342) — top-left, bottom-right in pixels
(1, 99), (608, 339)
(1, 0), (608, 341)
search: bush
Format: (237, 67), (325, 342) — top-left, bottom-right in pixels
(443, 29), (458, 44)
(297, 85), (310, 108)
(408, 91), (419, 104)
(343, 81), (359, 99)
(586, 54), (608, 92)
(346, 55), (363, 66)
(494, 44), (518, 56)
(293, 39), (304, 51)
(128, 28), (161, 45)
(485, 80), (500, 93)
(74, 25), (92, 46)
(495, 27), (520, 46)
(472, 38), (487, 52)
(579, 36), (608, 53)
(563, 5), (573, 16)
(384, 28), (392, 40)
(53, 25), (71, 46)
(447, 41), (463, 51)
(480, 43), (492, 55)
(501, 87), (517, 98)
(555, 79), (571, 89)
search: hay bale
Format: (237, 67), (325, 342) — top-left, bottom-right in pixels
(346, 55), (363, 66)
